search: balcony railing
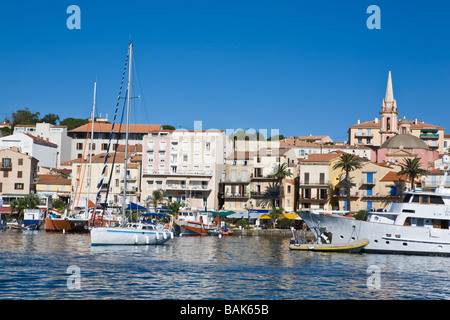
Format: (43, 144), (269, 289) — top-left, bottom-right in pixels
(420, 133), (439, 138)
(143, 169), (213, 176)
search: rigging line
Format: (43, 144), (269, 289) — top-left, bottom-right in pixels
(92, 46), (130, 224)
(103, 89), (128, 208)
(71, 119), (92, 213)
(131, 51), (149, 125)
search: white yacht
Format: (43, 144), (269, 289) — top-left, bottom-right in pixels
(299, 160), (450, 255)
(90, 221), (173, 245)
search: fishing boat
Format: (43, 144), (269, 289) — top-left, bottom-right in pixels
(44, 209), (89, 232)
(90, 41), (173, 245)
(299, 156), (450, 256)
(174, 210), (217, 236)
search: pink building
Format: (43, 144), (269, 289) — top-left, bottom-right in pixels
(372, 133), (438, 170)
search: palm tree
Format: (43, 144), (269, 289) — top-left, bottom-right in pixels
(167, 200), (184, 219)
(10, 194), (40, 219)
(268, 205), (284, 228)
(332, 154), (363, 213)
(150, 189), (164, 212)
(270, 162), (293, 208)
(397, 157), (428, 191)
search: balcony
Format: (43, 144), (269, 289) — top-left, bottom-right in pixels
(360, 178), (376, 185)
(223, 193), (250, 199)
(250, 191), (279, 198)
(143, 169), (213, 177)
(1, 159), (12, 171)
(121, 175), (137, 182)
(299, 180), (328, 187)
(165, 184), (211, 191)
(420, 133), (439, 139)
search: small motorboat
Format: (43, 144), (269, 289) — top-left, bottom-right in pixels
(208, 225), (234, 236)
(289, 238), (369, 253)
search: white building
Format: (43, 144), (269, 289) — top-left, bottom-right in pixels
(14, 123), (73, 168)
(0, 133), (58, 169)
(141, 127), (230, 211)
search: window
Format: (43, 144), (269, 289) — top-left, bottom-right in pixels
(183, 154), (188, 162)
(18, 158), (23, 165)
(205, 142), (211, 151)
(287, 185), (291, 193)
(1, 158), (11, 168)
(101, 143), (108, 151)
(14, 183), (24, 190)
(3, 171), (8, 178)
(76, 143), (83, 150)
(17, 171), (22, 178)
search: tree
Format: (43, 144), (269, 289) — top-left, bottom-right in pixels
(332, 153), (363, 213)
(149, 189), (165, 212)
(270, 162), (293, 208)
(60, 117), (89, 131)
(39, 113), (60, 125)
(12, 108), (40, 128)
(162, 125), (175, 130)
(397, 157), (428, 191)
(167, 200), (184, 218)
(268, 205), (284, 228)
(10, 194), (40, 219)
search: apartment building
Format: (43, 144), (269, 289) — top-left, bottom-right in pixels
(141, 129), (229, 211)
(13, 123), (72, 167)
(0, 148), (39, 196)
(71, 150), (141, 210)
(36, 173), (71, 203)
(298, 152), (343, 211)
(68, 122), (161, 160)
(220, 151), (253, 212)
(333, 161), (406, 212)
(249, 148), (298, 212)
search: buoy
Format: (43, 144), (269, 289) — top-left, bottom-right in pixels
(134, 235), (139, 244)
(163, 232), (167, 239)
(145, 235), (150, 244)
(156, 232), (160, 240)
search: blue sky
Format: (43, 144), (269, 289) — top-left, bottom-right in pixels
(1, 0), (449, 141)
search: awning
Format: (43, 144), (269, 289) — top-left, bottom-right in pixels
(142, 212), (167, 218)
(259, 213), (300, 220)
(127, 202), (146, 211)
(209, 211), (236, 218)
(226, 212), (264, 219)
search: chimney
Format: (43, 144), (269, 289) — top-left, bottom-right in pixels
(375, 118), (378, 124)
(357, 118), (360, 124)
(414, 117), (417, 124)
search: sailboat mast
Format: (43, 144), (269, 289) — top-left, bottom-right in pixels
(122, 42), (133, 223)
(86, 81), (97, 219)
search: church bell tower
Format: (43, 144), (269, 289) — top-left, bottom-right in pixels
(379, 71), (398, 143)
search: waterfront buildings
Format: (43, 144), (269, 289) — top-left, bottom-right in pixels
(13, 123), (73, 167)
(141, 128), (229, 211)
(70, 149), (142, 210)
(0, 132), (58, 169)
(0, 148), (39, 196)
(68, 122), (162, 160)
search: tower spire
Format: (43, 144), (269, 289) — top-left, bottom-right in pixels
(385, 70), (394, 102)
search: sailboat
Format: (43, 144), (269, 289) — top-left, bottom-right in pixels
(90, 41), (174, 245)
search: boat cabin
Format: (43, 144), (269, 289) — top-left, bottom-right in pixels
(367, 190), (450, 229)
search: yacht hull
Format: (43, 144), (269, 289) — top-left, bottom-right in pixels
(299, 212), (450, 256)
(45, 218), (89, 232)
(90, 227), (174, 245)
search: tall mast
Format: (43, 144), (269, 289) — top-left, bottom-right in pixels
(86, 80), (97, 218)
(122, 41), (133, 224)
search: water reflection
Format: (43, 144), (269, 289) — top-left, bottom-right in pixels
(1, 229), (450, 299)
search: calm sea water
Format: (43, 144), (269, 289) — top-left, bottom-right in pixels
(1, 229), (450, 300)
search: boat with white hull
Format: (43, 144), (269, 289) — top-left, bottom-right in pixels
(90, 221), (173, 245)
(299, 162), (450, 256)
